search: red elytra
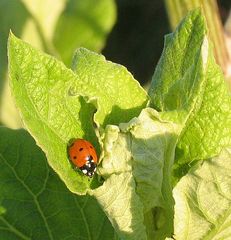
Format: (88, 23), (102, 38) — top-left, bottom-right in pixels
(68, 139), (98, 177)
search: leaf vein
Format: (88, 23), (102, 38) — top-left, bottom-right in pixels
(0, 216), (30, 240)
(0, 154), (54, 240)
(72, 196), (92, 240)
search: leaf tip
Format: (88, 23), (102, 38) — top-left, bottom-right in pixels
(7, 31), (22, 59)
(8, 30), (19, 46)
(8, 30), (14, 50)
(8, 29), (15, 39)
(176, 8), (207, 36)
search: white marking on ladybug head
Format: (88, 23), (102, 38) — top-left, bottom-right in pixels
(82, 169), (87, 174)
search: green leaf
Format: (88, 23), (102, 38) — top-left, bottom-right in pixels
(0, 127), (116, 240)
(71, 48), (148, 127)
(9, 33), (97, 194)
(53, 0), (116, 65)
(173, 148), (231, 239)
(148, 9), (231, 178)
(9, 33), (148, 194)
(175, 37), (231, 174)
(92, 172), (145, 240)
(0, 0), (61, 129)
(92, 108), (179, 240)
(0, 0), (64, 129)
(149, 9), (206, 112)
(1, 0), (116, 129)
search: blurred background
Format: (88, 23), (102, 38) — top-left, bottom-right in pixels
(0, 0), (231, 128)
(104, 0), (231, 84)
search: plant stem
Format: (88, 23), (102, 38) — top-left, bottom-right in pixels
(164, 0), (230, 76)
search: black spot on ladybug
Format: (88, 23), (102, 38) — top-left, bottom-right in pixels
(73, 156), (77, 159)
(79, 148), (83, 151)
(90, 146), (93, 149)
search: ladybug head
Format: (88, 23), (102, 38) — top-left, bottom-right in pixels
(80, 155), (97, 177)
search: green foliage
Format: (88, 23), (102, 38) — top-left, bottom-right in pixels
(0, 0), (116, 128)
(54, 0), (116, 65)
(92, 109), (179, 239)
(149, 9), (231, 180)
(9, 33), (148, 194)
(5, 8), (231, 240)
(0, 127), (116, 239)
(173, 148), (231, 239)
(71, 48), (148, 127)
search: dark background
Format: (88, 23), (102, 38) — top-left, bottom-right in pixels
(103, 0), (231, 85)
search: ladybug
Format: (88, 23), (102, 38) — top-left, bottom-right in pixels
(68, 139), (98, 177)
